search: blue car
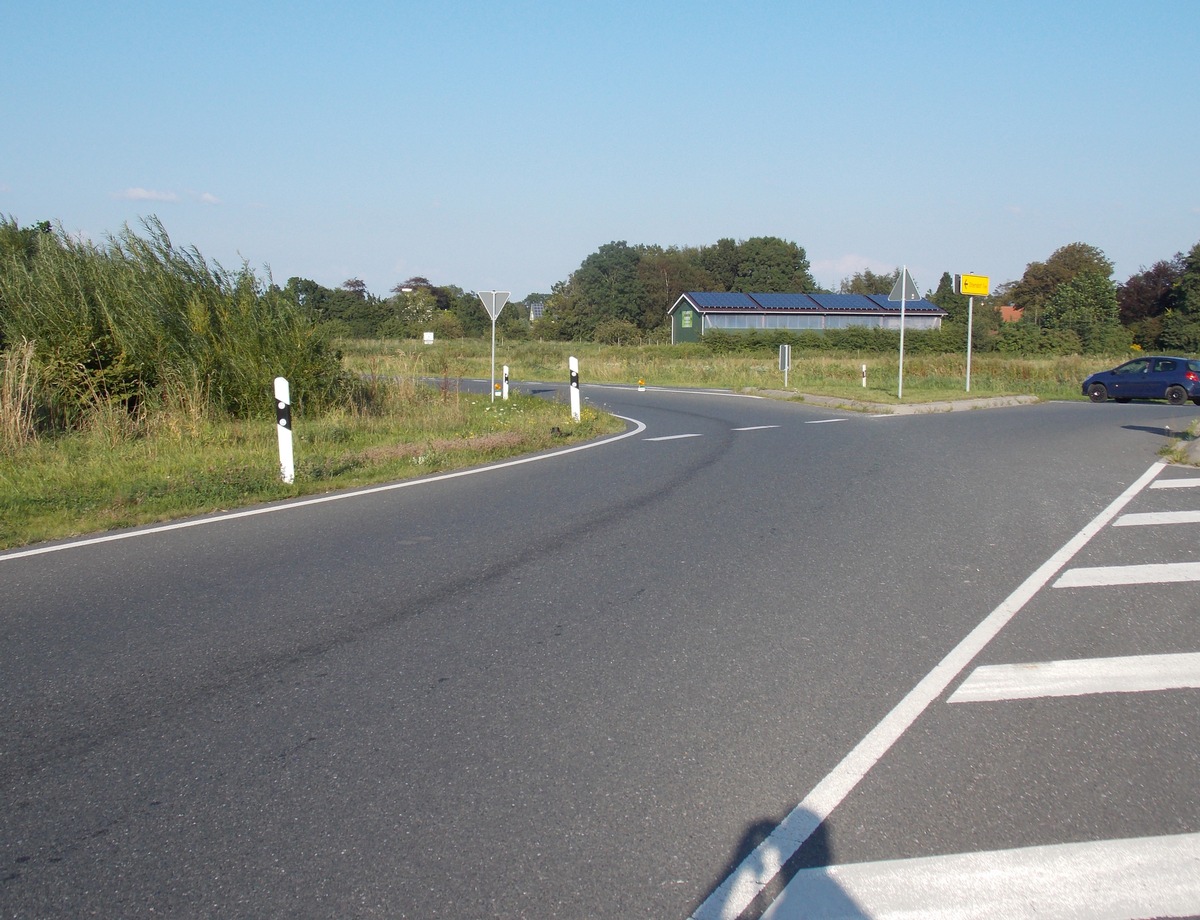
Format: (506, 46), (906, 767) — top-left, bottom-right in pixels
(1083, 355), (1200, 405)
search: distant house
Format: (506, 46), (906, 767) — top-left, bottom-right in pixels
(1000, 305), (1024, 323)
(668, 292), (948, 344)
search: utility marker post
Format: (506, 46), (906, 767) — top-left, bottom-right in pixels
(954, 274), (990, 393)
(779, 343), (791, 388)
(888, 267), (920, 400)
(568, 356), (581, 422)
(274, 376), (294, 484)
(502, 365), (510, 400)
(477, 290), (510, 402)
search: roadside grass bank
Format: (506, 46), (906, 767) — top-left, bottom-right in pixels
(0, 382), (618, 551)
(340, 339), (1103, 404)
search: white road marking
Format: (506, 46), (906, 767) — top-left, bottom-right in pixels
(949, 652), (1200, 702)
(760, 832), (1200, 920)
(805, 418), (849, 424)
(1151, 477), (1200, 489)
(688, 460), (1168, 920)
(1054, 561), (1200, 587)
(644, 433), (703, 442)
(1114, 509), (1200, 526)
(732, 425), (780, 431)
(0, 415), (650, 563)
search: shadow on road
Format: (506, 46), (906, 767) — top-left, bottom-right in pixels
(691, 809), (868, 920)
(1122, 424), (1195, 439)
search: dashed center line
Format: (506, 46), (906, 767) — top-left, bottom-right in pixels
(731, 425), (781, 431)
(643, 433), (703, 442)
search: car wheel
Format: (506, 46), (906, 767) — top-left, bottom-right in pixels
(1088, 383), (1108, 403)
(1166, 385), (1187, 406)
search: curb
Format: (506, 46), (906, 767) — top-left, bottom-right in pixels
(750, 390), (1041, 415)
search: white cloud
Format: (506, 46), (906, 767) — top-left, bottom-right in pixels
(196, 192), (221, 205)
(116, 187), (179, 202)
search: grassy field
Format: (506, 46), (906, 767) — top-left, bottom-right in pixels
(0, 337), (1157, 551)
(340, 337), (1108, 404)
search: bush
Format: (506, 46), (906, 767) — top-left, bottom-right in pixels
(0, 216), (346, 432)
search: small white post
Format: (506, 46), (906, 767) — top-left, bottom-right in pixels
(274, 376), (294, 484)
(502, 365), (510, 400)
(862, 364), (867, 388)
(569, 356), (581, 422)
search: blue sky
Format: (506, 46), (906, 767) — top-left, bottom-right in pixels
(4, 0), (1198, 300)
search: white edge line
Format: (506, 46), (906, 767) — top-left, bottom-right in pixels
(0, 415), (649, 563)
(689, 459), (1167, 920)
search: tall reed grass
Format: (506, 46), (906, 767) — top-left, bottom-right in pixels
(0, 216), (345, 439)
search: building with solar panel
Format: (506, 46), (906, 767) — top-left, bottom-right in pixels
(668, 292), (948, 344)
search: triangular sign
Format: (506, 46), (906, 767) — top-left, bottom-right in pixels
(887, 269), (920, 303)
(478, 290), (511, 320)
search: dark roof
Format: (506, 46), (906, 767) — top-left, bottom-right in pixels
(672, 292), (945, 315)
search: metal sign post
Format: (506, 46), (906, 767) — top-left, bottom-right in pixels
(888, 267), (920, 400)
(477, 291), (510, 401)
(954, 274), (989, 393)
(779, 343), (791, 388)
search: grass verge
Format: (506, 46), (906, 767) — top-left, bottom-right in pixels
(0, 385), (620, 551)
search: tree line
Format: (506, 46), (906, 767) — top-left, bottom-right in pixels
(296, 234), (1200, 357)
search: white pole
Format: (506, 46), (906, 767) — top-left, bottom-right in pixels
(569, 356), (581, 422)
(490, 313), (497, 402)
(898, 265), (907, 400)
(966, 295), (974, 392)
(274, 376), (294, 484)
(502, 364), (510, 400)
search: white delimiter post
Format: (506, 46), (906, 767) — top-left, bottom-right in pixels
(502, 365), (510, 400)
(569, 356), (581, 421)
(274, 376), (294, 484)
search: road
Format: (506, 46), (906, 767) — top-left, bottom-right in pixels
(2, 384), (1197, 918)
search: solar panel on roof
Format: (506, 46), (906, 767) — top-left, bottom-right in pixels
(686, 291), (756, 308)
(750, 293), (820, 310)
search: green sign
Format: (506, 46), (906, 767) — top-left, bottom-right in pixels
(681, 309), (693, 329)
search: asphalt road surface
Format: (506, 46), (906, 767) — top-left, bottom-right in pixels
(2, 384), (1197, 919)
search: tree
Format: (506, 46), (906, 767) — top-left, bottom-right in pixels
(636, 246), (713, 331)
(1159, 241), (1200, 352)
(1118, 257), (1183, 348)
(1040, 271), (1124, 353)
(731, 237), (815, 293)
(839, 268), (900, 295)
(1008, 243), (1114, 322)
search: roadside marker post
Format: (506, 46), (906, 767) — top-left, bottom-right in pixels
(569, 356), (581, 422)
(638, 378), (645, 392)
(502, 365), (510, 400)
(862, 364), (867, 388)
(779, 343), (791, 388)
(274, 376), (294, 484)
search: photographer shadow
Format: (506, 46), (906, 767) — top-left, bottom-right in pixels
(693, 809), (869, 920)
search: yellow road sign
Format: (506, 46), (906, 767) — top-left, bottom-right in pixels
(956, 273), (990, 296)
